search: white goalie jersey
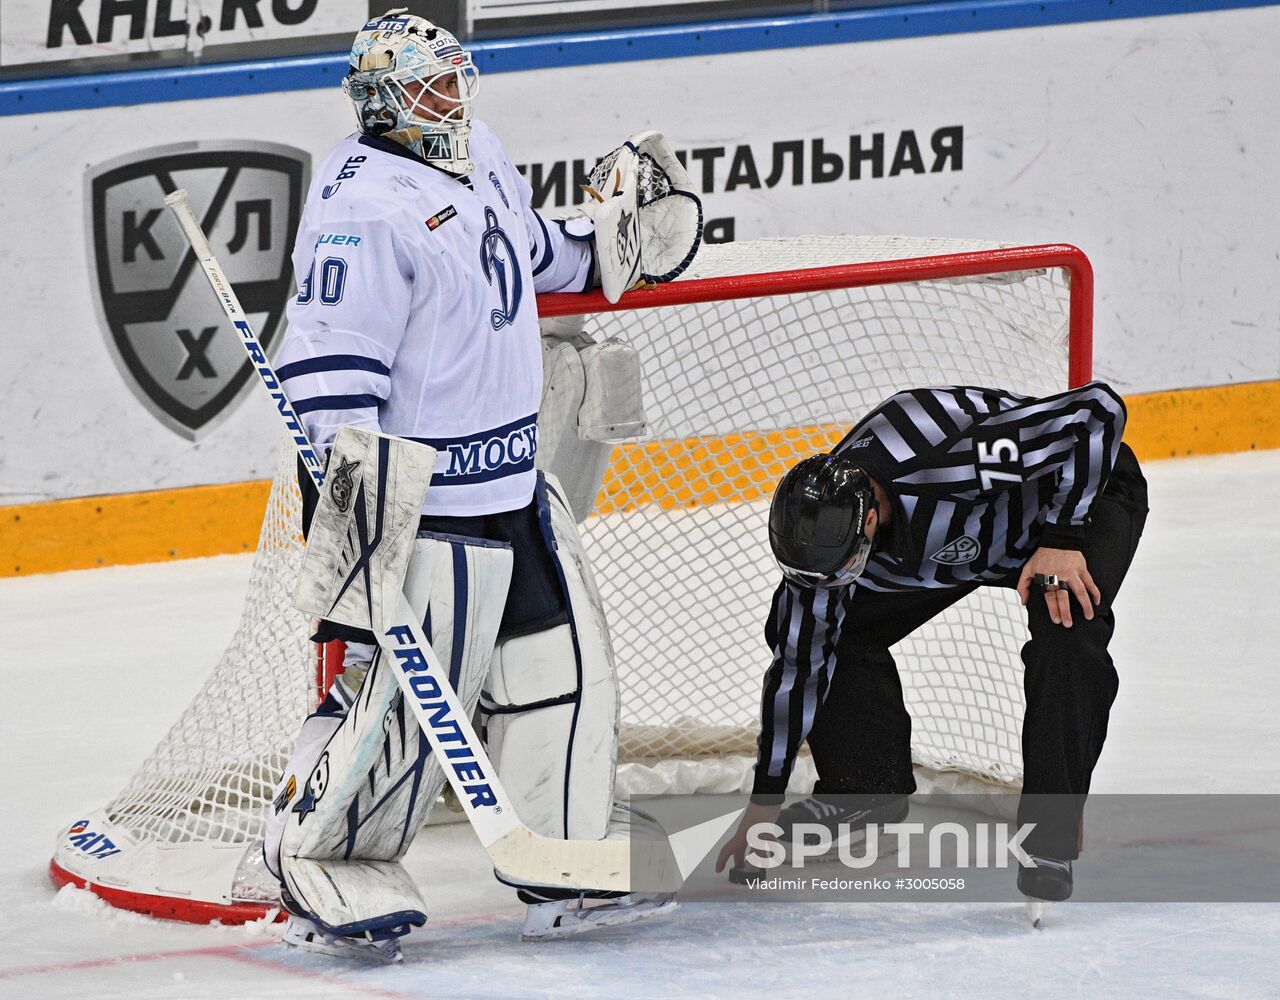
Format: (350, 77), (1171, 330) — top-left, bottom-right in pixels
(277, 120), (595, 517)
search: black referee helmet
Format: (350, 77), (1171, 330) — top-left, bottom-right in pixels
(769, 451), (878, 589)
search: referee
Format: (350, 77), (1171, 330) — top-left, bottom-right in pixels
(716, 383), (1148, 902)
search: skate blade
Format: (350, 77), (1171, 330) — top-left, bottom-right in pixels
(283, 927), (403, 963)
(522, 898), (678, 942)
(1026, 899), (1049, 929)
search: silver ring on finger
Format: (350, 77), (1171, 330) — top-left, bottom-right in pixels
(1033, 573), (1061, 593)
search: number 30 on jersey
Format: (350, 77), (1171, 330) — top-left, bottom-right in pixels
(297, 257), (349, 306)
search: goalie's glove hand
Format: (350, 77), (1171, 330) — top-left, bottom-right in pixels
(579, 131), (703, 304)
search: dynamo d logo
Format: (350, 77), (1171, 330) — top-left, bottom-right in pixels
(479, 206), (522, 331)
(87, 141), (309, 439)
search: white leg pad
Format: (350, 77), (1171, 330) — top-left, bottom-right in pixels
(283, 858), (428, 938)
(537, 330), (646, 523)
(537, 336), (587, 478)
(272, 533), (512, 930)
(482, 476), (619, 842)
(263, 710), (344, 882)
(403, 531), (514, 829)
(578, 338), (646, 442)
(538, 337), (611, 523)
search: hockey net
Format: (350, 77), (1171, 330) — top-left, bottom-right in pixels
(50, 235), (1090, 921)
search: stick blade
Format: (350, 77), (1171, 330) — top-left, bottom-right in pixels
(489, 826), (683, 894)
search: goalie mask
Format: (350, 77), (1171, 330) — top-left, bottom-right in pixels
(345, 9), (480, 175)
(769, 453), (878, 589)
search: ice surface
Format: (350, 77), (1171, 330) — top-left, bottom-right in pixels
(2, 450), (1279, 999)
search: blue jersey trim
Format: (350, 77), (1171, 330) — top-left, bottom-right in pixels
(291, 392), (383, 414)
(3, 1), (1270, 116)
(428, 458), (536, 488)
(412, 412), (539, 488)
(531, 211), (554, 277)
(278, 355), (391, 381)
(554, 218), (594, 244)
(409, 411), (537, 449)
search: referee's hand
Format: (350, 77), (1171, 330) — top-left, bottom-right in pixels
(1017, 547), (1101, 628)
(715, 800), (782, 874)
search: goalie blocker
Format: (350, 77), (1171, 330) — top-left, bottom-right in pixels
(265, 429), (641, 946)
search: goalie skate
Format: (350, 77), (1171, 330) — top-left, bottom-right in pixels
(282, 914), (406, 964)
(521, 893), (678, 941)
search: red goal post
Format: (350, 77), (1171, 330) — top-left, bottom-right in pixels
(540, 243), (1092, 388)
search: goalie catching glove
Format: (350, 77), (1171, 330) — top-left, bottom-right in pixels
(580, 131), (702, 303)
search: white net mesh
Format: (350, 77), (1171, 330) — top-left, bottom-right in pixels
(578, 237), (1075, 790)
(98, 235), (1078, 866)
(103, 451), (313, 847)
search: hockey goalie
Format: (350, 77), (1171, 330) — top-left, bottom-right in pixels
(252, 7), (701, 963)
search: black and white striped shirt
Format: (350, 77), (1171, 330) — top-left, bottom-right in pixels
(753, 383), (1128, 796)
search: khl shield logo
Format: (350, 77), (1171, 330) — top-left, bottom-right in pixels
(87, 141), (309, 439)
(930, 535), (981, 565)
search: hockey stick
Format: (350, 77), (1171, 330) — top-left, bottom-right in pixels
(164, 188), (681, 894)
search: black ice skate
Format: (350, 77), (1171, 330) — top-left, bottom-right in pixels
(730, 793), (910, 881)
(1018, 854), (1073, 901)
(1018, 854), (1073, 928)
(780, 792), (910, 859)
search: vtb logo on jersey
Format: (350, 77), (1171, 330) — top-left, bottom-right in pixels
(489, 171), (510, 209)
(480, 206), (522, 331)
(87, 141), (309, 439)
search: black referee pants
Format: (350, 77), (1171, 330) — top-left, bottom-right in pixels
(806, 444), (1148, 860)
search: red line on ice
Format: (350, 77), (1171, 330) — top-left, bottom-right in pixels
(0, 941), (277, 979)
(0, 907), (522, 984)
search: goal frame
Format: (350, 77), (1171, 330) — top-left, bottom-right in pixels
(539, 244), (1092, 387)
(49, 240), (1094, 925)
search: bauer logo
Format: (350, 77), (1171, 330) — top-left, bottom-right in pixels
(86, 142), (310, 440)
